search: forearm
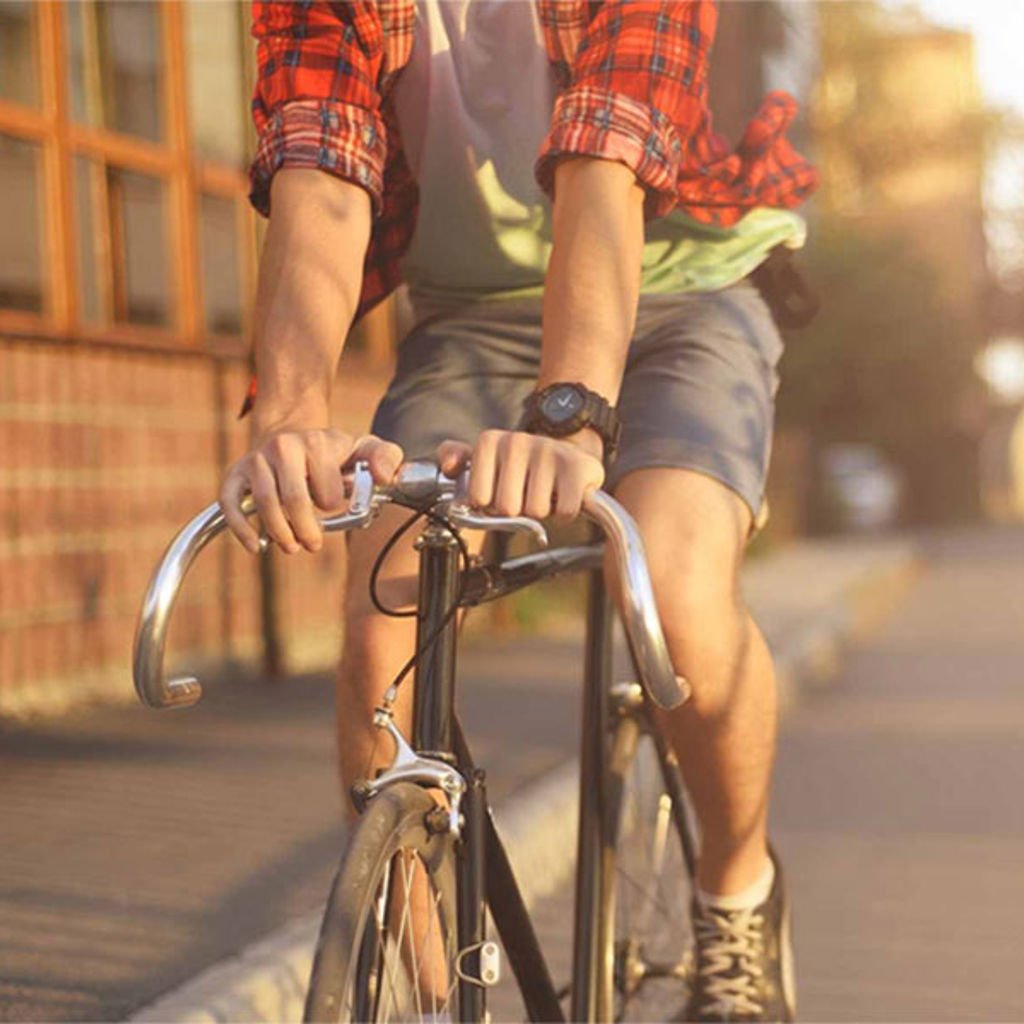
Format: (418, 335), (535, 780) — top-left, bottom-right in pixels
(252, 169), (372, 434)
(540, 158), (645, 400)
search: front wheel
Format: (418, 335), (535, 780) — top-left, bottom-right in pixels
(304, 783), (460, 1023)
(602, 700), (698, 1021)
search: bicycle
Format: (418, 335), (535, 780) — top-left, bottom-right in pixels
(134, 459), (699, 1023)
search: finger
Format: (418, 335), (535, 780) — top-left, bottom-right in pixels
(268, 437), (324, 552)
(468, 430), (500, 508)
(523, 446), (557, 520)
(249, 453), (300, 553)
(553, 462), (587, 521)
(305, 432), (347, 512)
(350, 434), (404, 485)
(436, 440), (473, 477)
(554, 453), (604, 521)
(219, 465), (261, 554)
(492, 433), (532, 516)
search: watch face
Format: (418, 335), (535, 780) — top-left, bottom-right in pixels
(540, 385), (585, 425)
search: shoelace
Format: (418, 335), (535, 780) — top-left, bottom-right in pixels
(693, 906), (766, 1018)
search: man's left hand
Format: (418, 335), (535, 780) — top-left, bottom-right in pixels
(437, 429), (605, 521)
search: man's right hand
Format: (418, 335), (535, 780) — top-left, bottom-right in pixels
(222, 169), (379, 555)
(219, 429), (404, 556)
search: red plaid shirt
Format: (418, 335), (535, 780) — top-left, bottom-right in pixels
(250, 0), (818, 322)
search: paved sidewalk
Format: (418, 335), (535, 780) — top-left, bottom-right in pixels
(0, 536), (917, 1022)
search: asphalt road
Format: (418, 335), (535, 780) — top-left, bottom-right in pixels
(490, 527), (1024, 1022)
(775, 527), (1024, 1021)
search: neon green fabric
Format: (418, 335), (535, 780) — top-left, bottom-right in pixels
(405, 179), (805, 314)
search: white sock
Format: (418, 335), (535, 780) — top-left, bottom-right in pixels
(697, 856), (775, 912)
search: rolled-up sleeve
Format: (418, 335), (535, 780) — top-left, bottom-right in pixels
(249, 1), (388, 216)
(535, 1), (716, 218)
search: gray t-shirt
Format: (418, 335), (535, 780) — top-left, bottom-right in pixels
(392, 0), (806, 321)
(393, 0), (557, 317)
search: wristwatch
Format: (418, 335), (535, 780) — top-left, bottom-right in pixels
(520, 382), (622, 462)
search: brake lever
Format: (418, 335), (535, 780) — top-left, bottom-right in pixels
(321, 462), (378, 533)
(446, 468), (549, 546)
(252, 463), (379, 552)
(445, 502), (549, 547)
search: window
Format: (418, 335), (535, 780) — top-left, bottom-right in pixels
(66, 1), (165, 142)
(108, 168), (170, 326)
(199, 193), (243, 336)
(73, 156), (103, 323)
(0, 135), (44, 312)
(0, 1), (254, 348)
(185, 1), (247, 168)
(0, 1), (39, 107)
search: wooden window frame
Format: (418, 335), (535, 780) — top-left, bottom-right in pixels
(0, 0), (254, 355)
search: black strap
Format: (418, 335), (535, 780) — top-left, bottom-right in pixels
(749, 244), (820, 330)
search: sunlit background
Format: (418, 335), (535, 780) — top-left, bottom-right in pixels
(1, 2), (1024, 1021)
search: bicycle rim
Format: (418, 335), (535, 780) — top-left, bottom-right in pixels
(304, 783), (459, 1023)
(605, 712), (696, 1022)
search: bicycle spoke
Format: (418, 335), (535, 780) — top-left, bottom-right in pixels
(373, 861), (395, 1021)
(355, 848), (456, 1023)
(634, 793), (672, 934)
(611, 733), (692, 1022)
(423, 882), (437, 1021)
(400, 852), (421, 1020)
(380, 854), (413, 1022)
(616, 864), (675, 919)
(428, 885), (450, 1018)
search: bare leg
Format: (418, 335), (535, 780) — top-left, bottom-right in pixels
(336, 505), (421, 811)
(613, 467), (777, 896)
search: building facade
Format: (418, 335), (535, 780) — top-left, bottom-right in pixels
(0, 1), (391, 715)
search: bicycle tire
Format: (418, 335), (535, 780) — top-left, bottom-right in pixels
(601, 704), (697, 1022)
(304, 783), (460, 1024)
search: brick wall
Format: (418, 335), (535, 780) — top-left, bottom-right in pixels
(0, 335), (392, 717)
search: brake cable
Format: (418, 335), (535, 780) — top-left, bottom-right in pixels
(366, 501), (473, 705)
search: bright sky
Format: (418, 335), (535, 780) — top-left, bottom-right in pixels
(891, 0), (1024, 116)
(886, 0), (1024, 284)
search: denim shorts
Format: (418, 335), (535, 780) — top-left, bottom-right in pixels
(371, 280), (783, 526)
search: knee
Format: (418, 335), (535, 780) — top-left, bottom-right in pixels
(648, 560), (751, 705)
(609, 468), (758, 711)
(654, 564), (745, 657)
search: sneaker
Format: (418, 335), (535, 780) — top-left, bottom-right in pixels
(680, 848), (795, 1022)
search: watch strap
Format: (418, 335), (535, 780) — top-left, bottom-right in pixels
(520, 383), (621, 462)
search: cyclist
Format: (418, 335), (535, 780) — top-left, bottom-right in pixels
(220, 3), (817, 1020)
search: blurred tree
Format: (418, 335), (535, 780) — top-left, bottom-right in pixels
(777, 221), (986, 525)
(789, 0), (1001, 527)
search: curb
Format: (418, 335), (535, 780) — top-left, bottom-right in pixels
(131, 540), (920, 1023)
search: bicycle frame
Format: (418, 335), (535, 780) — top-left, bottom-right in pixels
(406, 521), (518, 1021)
(407, 518), (621, 1023)
(132, 462), (690, 1023)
